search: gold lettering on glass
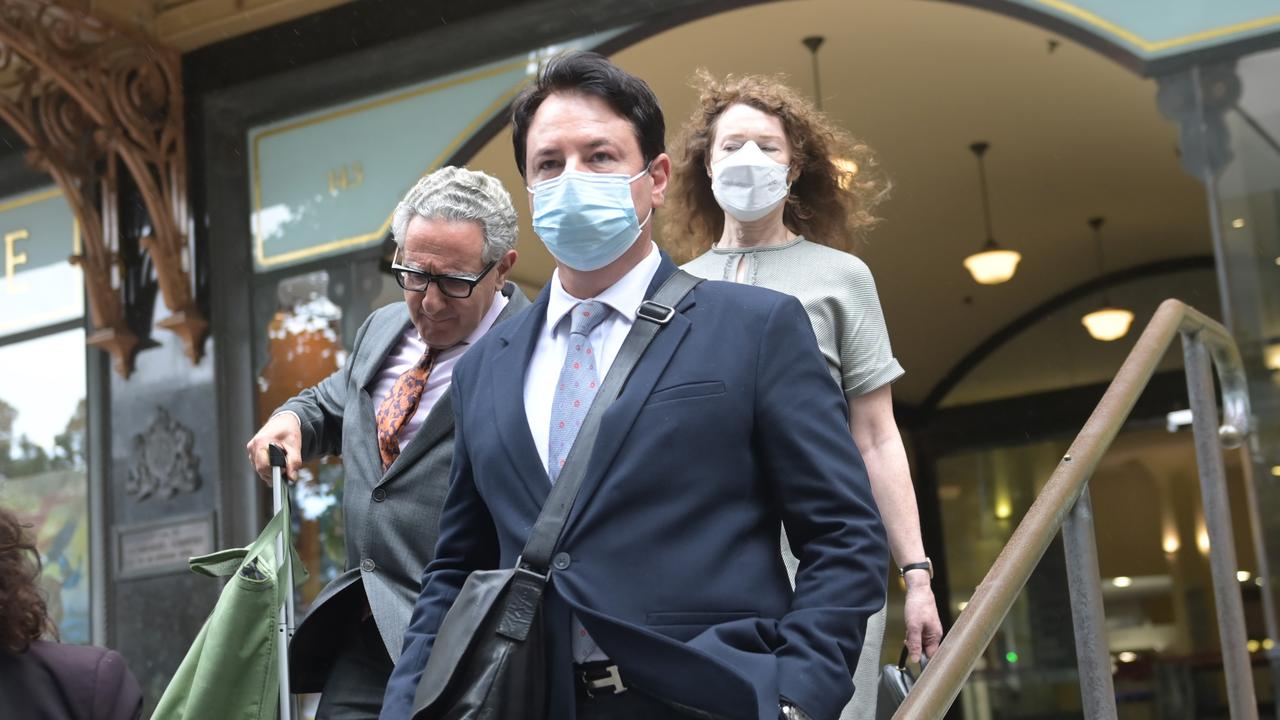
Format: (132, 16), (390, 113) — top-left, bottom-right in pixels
(4, 229), (29, 293)
(327, 163), (365, 196)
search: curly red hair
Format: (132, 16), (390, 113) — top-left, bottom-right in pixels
(0, 506), (54, 654)
(663, 71), (889, 262)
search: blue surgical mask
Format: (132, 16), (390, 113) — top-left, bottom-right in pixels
(528, 168), (652, 271)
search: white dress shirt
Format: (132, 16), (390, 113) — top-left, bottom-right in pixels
(370, 291), (508, 452)
(523, 244), (661, 472)
(521, 243), (661, 663)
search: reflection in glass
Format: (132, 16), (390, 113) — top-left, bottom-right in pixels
(0, 187), (83, 336)
(1210, 56), (1280, 703)
(0, 329), (89, 643)
(938, 429), (1267, 718)
(256, 272), (346, 605)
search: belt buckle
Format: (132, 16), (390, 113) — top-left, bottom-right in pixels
(583, 664), (627, 697)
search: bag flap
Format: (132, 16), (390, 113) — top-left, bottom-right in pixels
(187, 501), (309, 589)
(411, 568), (515, 713)
(189, 548), (250, 577)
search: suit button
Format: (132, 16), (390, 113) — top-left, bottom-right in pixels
(373, 487), (387, 502)
(361, 558), (376, 573)
(552, 552), (571, 570)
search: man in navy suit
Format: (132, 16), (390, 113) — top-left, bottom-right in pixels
(381, 52), (887, 720)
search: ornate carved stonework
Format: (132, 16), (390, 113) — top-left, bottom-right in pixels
(127, 406), (201, 501)
(0, 0), (204, 376)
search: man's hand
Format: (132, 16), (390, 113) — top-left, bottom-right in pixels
(245, 412), (303, 485)
(903, 575), (943, 663)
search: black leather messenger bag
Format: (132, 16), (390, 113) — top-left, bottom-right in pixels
(410, 270), (701, 720)
(877, 645), (928, 720)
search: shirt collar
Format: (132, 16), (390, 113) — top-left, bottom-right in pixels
(545, 242), (661, 336)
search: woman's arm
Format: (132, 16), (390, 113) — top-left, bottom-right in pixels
(849, 384), (943, 662)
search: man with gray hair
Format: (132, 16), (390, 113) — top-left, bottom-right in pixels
(246, 166), (529, 719)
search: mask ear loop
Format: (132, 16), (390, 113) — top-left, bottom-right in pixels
(632, 158), (657, 231)
(628, 159), (655, 184)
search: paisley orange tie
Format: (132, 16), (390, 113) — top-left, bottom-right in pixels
(375, 349), (436, 471)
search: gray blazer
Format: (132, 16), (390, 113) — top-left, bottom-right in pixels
(283, 282), (530, 691)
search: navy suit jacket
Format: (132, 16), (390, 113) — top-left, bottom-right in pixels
(381, 254), (888, 720)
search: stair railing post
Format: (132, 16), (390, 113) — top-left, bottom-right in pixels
(1061, 485), (1119, 720)
(1182, 332), (1258, 720)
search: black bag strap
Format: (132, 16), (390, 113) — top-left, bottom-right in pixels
(520, 269), (701, 572)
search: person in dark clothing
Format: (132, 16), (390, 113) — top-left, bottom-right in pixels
(0, 505), (143, 720)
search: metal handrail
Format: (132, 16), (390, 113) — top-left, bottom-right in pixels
(895, 299), (1263, 720)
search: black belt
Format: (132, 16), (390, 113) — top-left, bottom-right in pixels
(575, 661), (628, 696)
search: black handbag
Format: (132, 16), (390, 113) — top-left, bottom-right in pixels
(876, 645), (927, 720)
(410, 270), (702, 720)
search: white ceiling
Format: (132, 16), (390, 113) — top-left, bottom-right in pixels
(464, 0), (1216, 407)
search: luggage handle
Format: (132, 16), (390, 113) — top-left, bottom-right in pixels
(270, 443), (300, 720)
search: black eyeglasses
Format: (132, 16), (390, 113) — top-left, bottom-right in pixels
(391, 260), (496, 298)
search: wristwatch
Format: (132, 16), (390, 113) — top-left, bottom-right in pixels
(899, 557), (934, 579)
(779, 700), (812, 720)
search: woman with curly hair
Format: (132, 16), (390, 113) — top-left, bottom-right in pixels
(667, 72), (942, 719)
(0, 505), (142, 719)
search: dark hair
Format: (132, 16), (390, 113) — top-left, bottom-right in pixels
(0, 507), (54, 654)
(511, 51), (665, 177)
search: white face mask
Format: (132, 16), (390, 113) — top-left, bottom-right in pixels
(710, 141), (790, 222)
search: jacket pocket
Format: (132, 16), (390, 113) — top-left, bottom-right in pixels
(645, 610), (759, 627)
(645, 381), (726, 406)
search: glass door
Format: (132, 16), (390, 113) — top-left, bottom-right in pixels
(936, 428), (1272, 719)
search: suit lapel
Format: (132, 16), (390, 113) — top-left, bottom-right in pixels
(491, 287), (553, 509)
(352, 305), (413, 477)
(355, 304), (413, 393)
(563, 256), (697, 531)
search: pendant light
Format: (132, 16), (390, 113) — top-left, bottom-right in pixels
(802, 36), (859, 190)
(1080, 216), (1135, 342)
(802, 36), (825, 110)
(1263, 339), (1280, 371)
(962, 142), (1021, 285)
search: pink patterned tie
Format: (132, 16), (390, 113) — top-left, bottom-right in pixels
(547, 300), (610, 483)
